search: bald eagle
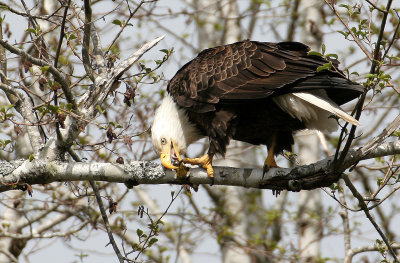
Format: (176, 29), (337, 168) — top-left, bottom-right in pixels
(151, 40), (363, 177)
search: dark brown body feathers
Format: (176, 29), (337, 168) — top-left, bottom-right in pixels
(167, 40), (363, 156)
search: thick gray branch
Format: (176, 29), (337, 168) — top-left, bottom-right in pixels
(0, 83), (42, 153)
(0, 140), (399, 193)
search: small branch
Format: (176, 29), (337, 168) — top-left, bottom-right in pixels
(0, 39), (76, 110)
(90, 180), (125, 263)
(0, 223), (87, 239)
(338, 0), (394, 165)
(338, 188), (351, 254)
(0, 249), (18, 263)
(0, 83), (42, 153)
(54, 0), (71, 69)
(82, 35), (165, 112)
(345, 243), (400, 263)
(286, 0), (300, 41)
(342, 174), (399, 263)
(324, 1), (373, 60)
(68, 148), (124, 263)
(364, 0), (388, 13)
(105, 0), (149, 56)
(82, 0), (94, 80)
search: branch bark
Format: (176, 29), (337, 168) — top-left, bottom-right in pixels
(0, 140), (399, 193)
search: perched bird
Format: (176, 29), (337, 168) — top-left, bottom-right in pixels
(151, 40), (363, 177)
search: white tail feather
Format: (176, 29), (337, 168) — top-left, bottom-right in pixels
(292, 92), (360, 126)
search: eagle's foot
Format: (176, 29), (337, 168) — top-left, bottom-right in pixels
(182, 154), (214, 178)
(263, 153), (279, 175)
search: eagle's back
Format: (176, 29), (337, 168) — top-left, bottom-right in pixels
(167, 40), (362, 113)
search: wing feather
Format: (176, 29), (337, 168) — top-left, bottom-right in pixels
(167, 40), (363, 112)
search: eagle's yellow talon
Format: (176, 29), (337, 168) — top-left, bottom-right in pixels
(182, 154), (214, 178)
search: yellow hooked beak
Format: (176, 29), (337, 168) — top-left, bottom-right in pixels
(160, 140), (181, 170)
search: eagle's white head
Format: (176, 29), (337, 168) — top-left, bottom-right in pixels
(151, 94), (202, 169)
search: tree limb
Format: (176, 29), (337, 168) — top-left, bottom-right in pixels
(0, 140), (399, 193)
(0, 39), (76, 110)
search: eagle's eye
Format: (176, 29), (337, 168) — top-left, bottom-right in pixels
(161, 138), (167, 145)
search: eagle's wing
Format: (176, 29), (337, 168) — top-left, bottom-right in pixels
(168, 40), (362, 113)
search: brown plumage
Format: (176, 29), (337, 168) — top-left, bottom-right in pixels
(167, 40), (362, 156)
(152, 40), (363, 177)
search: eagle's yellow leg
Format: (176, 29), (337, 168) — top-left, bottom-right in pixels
(264, 138), (279, 173)
(182, 154), (214, 178)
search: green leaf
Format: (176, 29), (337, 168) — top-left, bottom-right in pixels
(26, 28), (37, 34)
(148, 238), (158, 247)
(160, 49), (170, 54)
(337, 30), (349, 38)
(40, 66), (50, 73)
(48, 105), (59, 113)
(2, 140), (11, 146)
(29, 154), (35, 161)
(66, 33), (77, 41)
(307, 51), (322, 57)
(112, 19), (122, 26)
(325, 53), (338, 59)
(339, 4), (350, 10)
(6, 104), (15, 111)
(136, 228), (143, 238)
(96, 105), (105, 114)
(321, 44), (326, 55)
(316, 61), (332, 72)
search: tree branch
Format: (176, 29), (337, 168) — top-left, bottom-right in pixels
(0, 140), (399, 193)
(0, 39), (76, 110)
(81, 35), (165, 113)
(343, 174), (399, 263)
(345, 243), (400, 263)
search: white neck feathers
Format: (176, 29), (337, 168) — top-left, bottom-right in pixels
(151, 95), (202, 154)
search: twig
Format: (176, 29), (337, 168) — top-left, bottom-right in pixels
(338, 187), (351, 255)
(0, 39), (76, 110)
(68, 148), (125, 263)
(134, 187), (183, 260)
(82, 0), (93, 80)
(105, 0), (151, 56)
(0, 249), (18, 263)
(90, 180), (125, 263)
(345, 243), (400, 263)
(324, 1), (373, 60)
(336, 0), (394, 167)
(365, 0), (388, 14)
(54, 0), (71, 69)
(342, 174), (399, 263)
